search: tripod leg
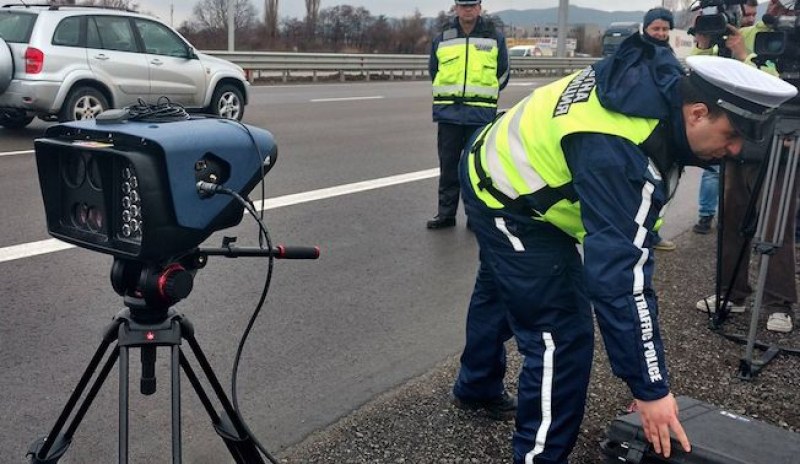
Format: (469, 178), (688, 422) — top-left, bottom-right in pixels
(119, 345), (130, 464)
(179, 319), (265, 463)
(171, 344), (182, 463)
(28, 319), (122, 464)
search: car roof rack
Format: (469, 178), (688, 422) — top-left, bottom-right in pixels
(1, 3), (136, 12)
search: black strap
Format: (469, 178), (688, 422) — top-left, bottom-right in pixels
(471, 128), (578, 215)
(434, 95), (498, 106)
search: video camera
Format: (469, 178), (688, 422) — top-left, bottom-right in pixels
(754, 1), (800, 85)
(690, 0), (748, 36)
(34, 115), (277, 263)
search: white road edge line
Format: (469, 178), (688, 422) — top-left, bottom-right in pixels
(310, 96), (385, 103)
(0, 150), (35, 157)
(0, 168), (439, 264)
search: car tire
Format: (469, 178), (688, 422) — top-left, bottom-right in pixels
(59, 86), (109, 122)
(210, 84), (244, 121)
(0, 111), (34, 129)
(0, 37), (13, 94)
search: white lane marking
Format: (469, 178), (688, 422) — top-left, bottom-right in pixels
(0, 150), (34, 157)
(508, 82), (536, 86)
(0, 168), (440, 264)
(310, 96), (385, 103)
(0, 239), (74, 263)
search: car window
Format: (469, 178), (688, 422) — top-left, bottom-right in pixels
(0, 11), (37, 43)
(134, 19), (188, 58)
(52, 16), (82, 47)
(89, 15), (137, 52)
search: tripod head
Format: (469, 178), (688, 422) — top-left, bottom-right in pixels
(109, 237), (321, 322)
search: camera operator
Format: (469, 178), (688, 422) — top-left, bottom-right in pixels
(694, 0), (798, 333)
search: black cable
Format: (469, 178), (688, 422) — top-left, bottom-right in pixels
(204, 185), (280, 464)
(125, 97), (190, 122)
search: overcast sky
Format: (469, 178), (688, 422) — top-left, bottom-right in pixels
(138, 0), (671, 28)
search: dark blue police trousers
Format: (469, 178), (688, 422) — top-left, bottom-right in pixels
(453, 153), (595, 464)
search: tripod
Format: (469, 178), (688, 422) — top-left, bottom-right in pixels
(707, 107), (800, 379)
(27, 243), (319, 463)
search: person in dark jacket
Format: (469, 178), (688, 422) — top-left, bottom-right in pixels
(427, 0), (509, 229)
(450, 31), (796, 464)
(641, 7), (679, 252)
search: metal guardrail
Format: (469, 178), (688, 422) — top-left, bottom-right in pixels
(203, 51), (600, 83)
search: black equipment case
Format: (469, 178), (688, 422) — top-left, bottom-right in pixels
(601, 396), (800, 463)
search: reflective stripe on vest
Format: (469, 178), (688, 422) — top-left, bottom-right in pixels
(432, 34), (500, 108)
(468, 67), (660, 240)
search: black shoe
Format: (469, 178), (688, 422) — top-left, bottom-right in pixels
(692, 215), (714, 234)
(426, 216), (456, 229)
(451, 391), (517, 421)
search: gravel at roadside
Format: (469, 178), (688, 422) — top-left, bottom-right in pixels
(278, 229), (800, 463)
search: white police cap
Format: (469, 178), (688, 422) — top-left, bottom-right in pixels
(455, 0), (481, 4)
(685, 55), (797, 140)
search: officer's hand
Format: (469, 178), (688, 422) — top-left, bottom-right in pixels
(634, 393), (691, 459)
(724, 25), (748, 61)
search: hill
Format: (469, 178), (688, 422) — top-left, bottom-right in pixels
(492, 6), (646, 29)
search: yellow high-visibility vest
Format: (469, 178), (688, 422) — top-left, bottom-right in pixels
(433, 32), (500, 109)
(467, 67), (662, 241)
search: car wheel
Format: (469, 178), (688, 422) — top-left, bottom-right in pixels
(210, 84), (244, 121)
(59, 86), (109, 122)
(0, 37), (12, 94)
(0, 111), (34, 129)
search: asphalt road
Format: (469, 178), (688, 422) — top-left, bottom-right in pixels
(0, 78), (702, 463)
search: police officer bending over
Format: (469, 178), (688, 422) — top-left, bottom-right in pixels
(427, 0), (509, 229)
(450, 32), (796, 463)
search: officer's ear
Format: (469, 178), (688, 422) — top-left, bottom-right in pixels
(684, 102), (711, 127)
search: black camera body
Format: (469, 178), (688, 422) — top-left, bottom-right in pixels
(691, 0), (748, 35)
(755, 11), (800, 85)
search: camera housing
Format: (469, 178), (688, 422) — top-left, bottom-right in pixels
(755, 12), (800, 84)
(691, 0), (747, 35)
(35, 117), (277, 263)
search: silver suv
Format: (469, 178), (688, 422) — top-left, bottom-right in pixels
(0, 4), (248, 129)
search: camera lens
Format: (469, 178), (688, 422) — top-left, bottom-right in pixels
(62, 153), (86, 188)
(87, 207), (104, 232)
(72, 202), (89, 228)
(87, 155), (102, 190)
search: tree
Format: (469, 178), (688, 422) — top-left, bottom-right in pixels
(191, 0), (258, 32)
(305, 0), (321, 38)
(265, 0), (279, 38)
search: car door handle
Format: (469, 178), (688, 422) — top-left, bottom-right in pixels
(93, 54), (109, 61)
(150, 59), (163, 66)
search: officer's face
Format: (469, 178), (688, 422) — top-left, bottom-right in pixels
(684, 104), (745, 160)
(456, 3), (481, 23)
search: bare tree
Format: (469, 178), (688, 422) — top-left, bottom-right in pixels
(305, 0), (320, 37)
(265, 0), (279, 38)
(191, 0), (258, 32)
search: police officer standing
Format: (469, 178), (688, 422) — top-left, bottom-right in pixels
(427, 0), (509, 229)
(450, 29), (796, 463)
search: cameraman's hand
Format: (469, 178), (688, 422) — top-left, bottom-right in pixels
(634, 393), (691, 459)
(724, 24), (748, 61)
